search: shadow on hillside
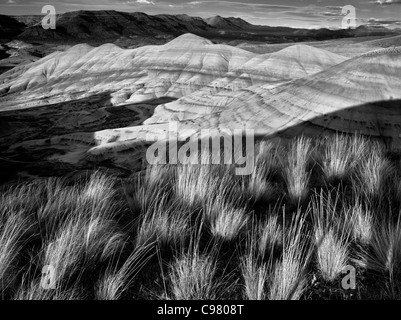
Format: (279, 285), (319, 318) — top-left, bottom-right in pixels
(266, 99), (401, 150)
(1, 96), (401, 185)
(0, 92), (177, 185)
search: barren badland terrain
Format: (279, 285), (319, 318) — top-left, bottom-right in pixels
(2, 9), (401, 301)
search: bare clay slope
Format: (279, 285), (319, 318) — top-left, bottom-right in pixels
(88, 46), (401, 162)
(0, 33), (346, 111)
(0, 34), (353, 169)
(6, 35), (401, 168)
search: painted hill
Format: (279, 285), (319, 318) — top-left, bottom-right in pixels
(363, 34), (401, 48)
(79, 46), (401, 162)
(142, 46), (401, 147)
(0, 33), (347, 110)
(3, 33), (401, 172)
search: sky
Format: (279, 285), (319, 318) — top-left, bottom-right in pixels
(1, 0), (401, 29)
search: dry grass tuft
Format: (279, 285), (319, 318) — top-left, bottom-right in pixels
(356, 217), (401, 278)
(283, 136), (313, 203)
(135, 197), (191, 249)
(311, 191), (350, 282)
(321, 133), (368, 182)
(95, 243), (155, 300)
(268, 209), (312, 300)
(355, 142), (394, 198)
(348, 198), (374, 245)
(166, 238), (223, 300)
(3, 134), (401, 300)
(241, 256), (269, 300)
(258, 209), (283, 258)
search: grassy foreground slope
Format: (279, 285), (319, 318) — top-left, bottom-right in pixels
(1, 133), (401, 300)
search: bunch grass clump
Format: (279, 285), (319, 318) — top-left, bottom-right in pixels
(3, 133), (401, 300)
(283, 136), (313, 203)
(311, 190), (350, 282)
(321, 133), (368, 182)
(268, 209), (312, 300)
(355, 142), (394, 199)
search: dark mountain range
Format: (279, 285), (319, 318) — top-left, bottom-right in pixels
(203, 15), (251, 29)
(0, 15), (26, 39)
(0, 10), (398, 44)
(15, 11), (211, 40)
(10, 15), (43, 27)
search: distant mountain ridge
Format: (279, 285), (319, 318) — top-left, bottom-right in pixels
(0, 15), (26, 39)
(1, 10), (398, 43)
(203, 15), (251, 29)
(15, 11), (211, 40)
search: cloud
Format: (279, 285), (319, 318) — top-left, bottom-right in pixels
(367, 17), (401, 24)
(136, 0), (155, 4)
(373, 0), (401, 5)
(323, 11), (339, 16)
